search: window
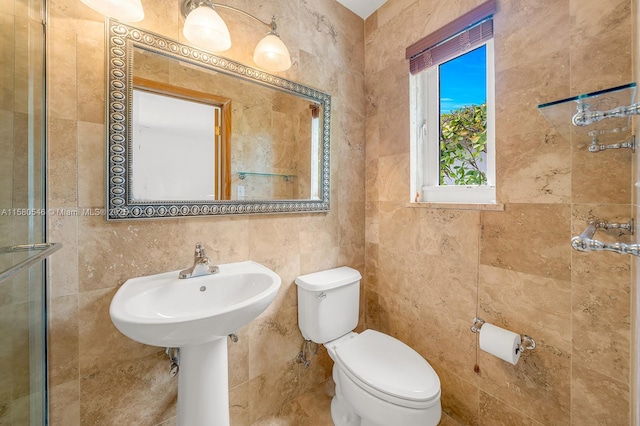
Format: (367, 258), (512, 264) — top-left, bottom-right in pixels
(407, 0), (496, 204)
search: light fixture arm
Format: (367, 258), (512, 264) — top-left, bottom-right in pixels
(182, 0), (279, 35)
(180, 0), (291, 71)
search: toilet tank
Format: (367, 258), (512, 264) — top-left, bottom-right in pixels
(295, 266), (361, 344)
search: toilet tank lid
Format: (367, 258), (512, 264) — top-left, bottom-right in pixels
(295, 266), (362, 291)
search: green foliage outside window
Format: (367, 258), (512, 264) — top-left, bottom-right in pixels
(439, 103), (487, 185)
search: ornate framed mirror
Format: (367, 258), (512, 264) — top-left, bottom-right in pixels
(106, 19), (331, 220)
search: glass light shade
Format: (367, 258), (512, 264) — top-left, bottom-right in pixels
(183, 5), (231, 52)
(253, 34), (292, 72)
(80, 0), (144, 22)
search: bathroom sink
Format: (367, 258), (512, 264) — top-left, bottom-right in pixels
(109, 260), (281, 347)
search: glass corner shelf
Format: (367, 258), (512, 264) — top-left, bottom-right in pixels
(537, 83), (636, 146)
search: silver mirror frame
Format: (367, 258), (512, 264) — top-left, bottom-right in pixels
(105, 18), (331, 220)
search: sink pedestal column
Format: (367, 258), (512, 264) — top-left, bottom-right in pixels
(177, 337), (229, 426)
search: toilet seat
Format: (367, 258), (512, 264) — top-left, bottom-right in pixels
(333, 330), (441, 409)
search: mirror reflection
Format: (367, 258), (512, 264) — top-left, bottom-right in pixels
(132, 47), (322, 202)
(132, 87), (221, 201)
(106, 19), (331, 220)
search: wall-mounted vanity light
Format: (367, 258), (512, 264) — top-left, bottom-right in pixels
(80, 0), (144, 22)
(181, 0), (292, 72)
(80, 0), (292, 72)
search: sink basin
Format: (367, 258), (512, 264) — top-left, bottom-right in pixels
(109, 260), (281, 347)
(110, 259), (281, 425)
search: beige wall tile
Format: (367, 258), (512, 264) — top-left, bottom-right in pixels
(478, 342), (571, 425)
(48, 118), (77, 207)
(299, 211), (340, 252)
(571, 363), (630, 425)
(48, 294), (79, 387)
(77, 121), (104, 208)
(228, 327), (250, 389)
(494, 0), (570, 69)
(47, 26), (77, 121)
(494, 50), (570, 138)
(571, 205), (632, 382)
(49, 380), (81, 426)
(338, 201), (365, 246)
(418, 208), (481, 261)
(298, 347), (334, 395)
(79, 350), (177, 425)
(378, 201), (421, 251)
(48, 0), (77, 30)
(0, 110), (14, 205)
(300, 246), (340, 275)
(248, 214), (302, 260)
(0, 13), (15, 112)
(229, 380), (251, 426)
(76, 216), (196, 292)
(364, 200), (379, 246)
(571, 139), (633, 205)
(76, 30), (104, 124)
(378, 154), (410, 202)
(12, 113), (42, 207)
(0, 0), (14, 14)
(478, 265), (572, 351)
(478, 390), (542, 426)
(0, 305), (14, 422)
(248, 360), (300, 423)
(291, 379), (334, 423)
(248, 305), (302, 380)
(438, 367), (479, 425)
(480, 204), (572, 281)
(48, 214), (79, 297)
(13, 16), (45, 116)
(496, 130), (571, 204)
(11, 301), (31, 398)
(569, 0), (632, 95)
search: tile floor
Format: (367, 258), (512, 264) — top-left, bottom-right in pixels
(251, 379), (457, 426)
(252, 380), (335, 426)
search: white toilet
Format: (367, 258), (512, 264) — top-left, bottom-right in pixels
(295, 266), (442, 426)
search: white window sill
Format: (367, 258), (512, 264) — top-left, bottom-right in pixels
(410, 186), (503, 210)
(407, 201), (504, 211)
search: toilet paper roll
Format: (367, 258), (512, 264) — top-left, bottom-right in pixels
(479, 323), (522, 365)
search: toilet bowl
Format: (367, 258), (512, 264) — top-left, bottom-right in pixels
(295, 267), (441, 426)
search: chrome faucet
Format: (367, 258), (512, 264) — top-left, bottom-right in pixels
(178, 243), (220, 279)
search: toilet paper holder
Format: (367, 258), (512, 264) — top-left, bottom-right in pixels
(470, 317), (536, 352)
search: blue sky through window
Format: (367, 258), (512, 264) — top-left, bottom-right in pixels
(439, 45), (487, 113)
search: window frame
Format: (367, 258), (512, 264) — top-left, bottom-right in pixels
(410, 38), (496, 204)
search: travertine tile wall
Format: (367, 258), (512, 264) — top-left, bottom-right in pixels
(365, 0), (635, 424)
(633, 1), (639, 423)
(46, 0), (364, 424)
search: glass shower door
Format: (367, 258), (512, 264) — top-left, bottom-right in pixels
(0, 0), (58, 424)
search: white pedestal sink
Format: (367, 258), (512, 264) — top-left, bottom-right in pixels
(109, 260), (281, 426)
